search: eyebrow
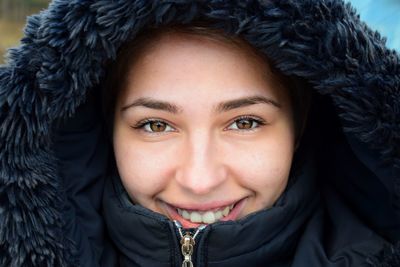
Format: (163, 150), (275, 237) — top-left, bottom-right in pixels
(121, 95), (281, 114)
(121, 97), (181, 114)
(216, 95), (281, 112)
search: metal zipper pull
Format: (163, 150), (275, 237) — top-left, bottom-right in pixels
(174, 221), (206, 267)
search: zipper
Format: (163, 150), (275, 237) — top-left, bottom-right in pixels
(174, 220), (207, 267)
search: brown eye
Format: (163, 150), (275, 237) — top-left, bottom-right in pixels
(236, 119), (254, 129)
(226, 116), (266, 131)
(131, 119), (175, 134)
(149, 121), (167, 132)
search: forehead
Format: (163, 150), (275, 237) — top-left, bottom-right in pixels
(118, 31), (290, 107)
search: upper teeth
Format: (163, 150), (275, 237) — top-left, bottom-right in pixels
(177, 204), (234, 224)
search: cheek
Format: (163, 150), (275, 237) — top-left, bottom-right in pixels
(113, 131), (177, 202)
(227, 129), (294, 205)
(235, 145), (292, 188)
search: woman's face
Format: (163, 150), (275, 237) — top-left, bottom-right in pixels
(113, 32), (296, 228)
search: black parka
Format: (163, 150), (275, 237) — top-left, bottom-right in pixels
(0, 1), (399, 266)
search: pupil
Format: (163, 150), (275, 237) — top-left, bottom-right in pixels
(150, 121), (166, 132)
(237, 119), (252, 129)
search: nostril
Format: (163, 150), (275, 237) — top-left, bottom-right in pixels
(175, 172), (225, 195)
(181, 178), (217, 195)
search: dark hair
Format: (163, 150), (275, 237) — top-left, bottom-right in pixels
(102, 23), (311, 145)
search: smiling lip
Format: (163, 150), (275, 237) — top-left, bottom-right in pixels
(168, 200), (240, 212)
(162, 198), (247, 228)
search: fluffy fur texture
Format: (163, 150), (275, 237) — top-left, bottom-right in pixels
(367, 242), (400, 267)
(0, 0), (399, 266)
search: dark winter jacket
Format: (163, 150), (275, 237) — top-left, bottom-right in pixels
(0, 0), (399, 266)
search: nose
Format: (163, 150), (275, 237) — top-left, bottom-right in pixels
(175, 131), (227, 195)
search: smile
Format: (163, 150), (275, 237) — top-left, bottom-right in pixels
(176, 203), (234, 224)
(163, 198), (247, 228)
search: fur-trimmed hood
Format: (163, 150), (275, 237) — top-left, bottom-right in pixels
(0, 0), (399, 266)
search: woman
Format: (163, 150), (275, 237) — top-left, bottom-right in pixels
(0, 1), (399, 266)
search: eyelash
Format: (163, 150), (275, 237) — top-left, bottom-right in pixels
(131, 116), (267, 135)
(225, 115), (267, 132)
(131, 118), (176, 135)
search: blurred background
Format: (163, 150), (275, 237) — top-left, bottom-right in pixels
(0, 0), (49, 64)
(0, 0), (399, 64)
